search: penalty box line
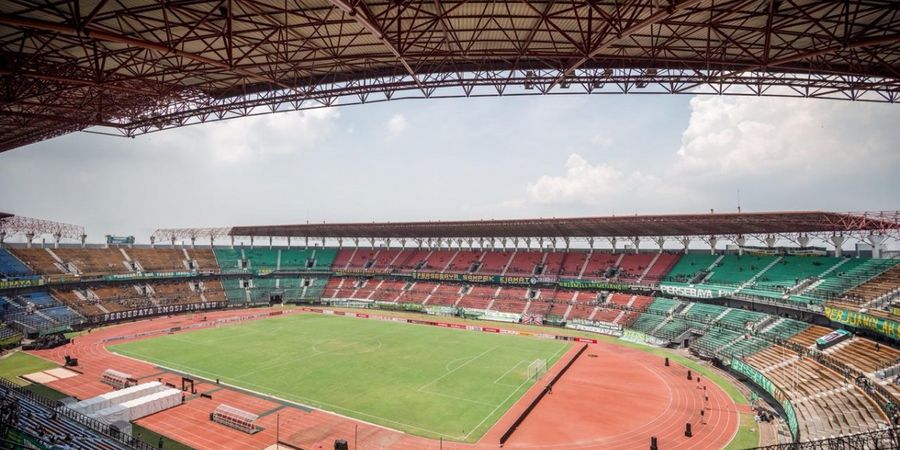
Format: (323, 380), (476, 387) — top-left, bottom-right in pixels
(112, 350), (470, 441)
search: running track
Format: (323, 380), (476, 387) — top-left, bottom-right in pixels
(26, 307), (740, 449)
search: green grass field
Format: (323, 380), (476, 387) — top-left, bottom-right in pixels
(109, 313), (569, 442)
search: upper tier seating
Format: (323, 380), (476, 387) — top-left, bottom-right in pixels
(539, 252), (566, 276)
(331, 248), (355, 269)
(0, 248), (32, 277)
(53, 248), (130, 274)
(446, 251), (482, 273)
(705, 255), (776, 285)
(640, 253), (681, 282)
(391, 249), (431, 270)
(243, 249), (280, 269)
(557, 252), (589, 277)
(127, 248), (188, 271)
(841, 263), (900, 305)
(664, 253), (720, 282)
(801, 259), (899, 302)
(505, 251), (545, 275)
(279, 249), (317, 270)
(420, 250), (457, 272)
(186, 248), (218, 270)
(310, 248), (338, 269)
(214, 248), (243, 271)
(580, 252), (620, 279)
(617, 253), (656, 280)
(370, 250), (401, 271)
(9, 248), (65, 274)
(343, 249), (379, 270)
(478, 251), (515, 274)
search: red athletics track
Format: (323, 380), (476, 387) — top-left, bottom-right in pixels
(26, 307), (739, 450)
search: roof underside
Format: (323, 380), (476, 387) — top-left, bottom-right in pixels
(1, 1), (899, 152)
(0, 212), (12, 219)
(228, 211), (900, 239)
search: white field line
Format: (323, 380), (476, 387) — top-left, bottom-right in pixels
(416, 346), (497, 392)
(493, 360), (528, 386)
(112, 350), (469, 441)
(463, 343), (567, 440)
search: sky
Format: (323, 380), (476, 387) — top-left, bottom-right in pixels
(0, 94), (898, 243)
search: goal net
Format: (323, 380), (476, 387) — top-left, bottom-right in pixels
(527, 359), (547, 381)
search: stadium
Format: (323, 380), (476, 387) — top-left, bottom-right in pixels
(1, 1), (900, 450)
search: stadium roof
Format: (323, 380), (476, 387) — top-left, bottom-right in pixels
(227, 211), (900, 240)
(2, 1), (899, 152)
(0, 212), (12, 219)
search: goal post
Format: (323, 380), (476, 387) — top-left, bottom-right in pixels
(526, 359), (547, 381)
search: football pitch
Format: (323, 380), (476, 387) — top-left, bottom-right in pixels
(109, 313), (570, 442)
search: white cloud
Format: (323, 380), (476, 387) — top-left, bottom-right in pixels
(387, 113), (408, 136)
(160, 107), (340, 164)
(675, 96), (899, 176)
(526, 154), (671, 205)
(589, 135), (613, 148)
(511, 95), (900, 214)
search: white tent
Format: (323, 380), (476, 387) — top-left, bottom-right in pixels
(69, 381), (165, 415)
(92, 388), (182, 425)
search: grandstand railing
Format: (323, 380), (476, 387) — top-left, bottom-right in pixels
(747, 426), (900, 450)
(0, 377), (154, 450)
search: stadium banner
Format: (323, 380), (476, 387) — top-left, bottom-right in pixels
(92, 301), (227, 324)
(824, 306), (900, 341)
(730, 358), (799, 440)
(566, 322), (622, 337)
(410, 271), (543, 286)
(557, 278), (630, 291)
(658, 282), (735, 299)
(621, 329), (669, 346)
(332, 268), (394, 277)
(0, 278), (45, 289)
(102, 270), (197, 282)
(106, 235), (135, 245)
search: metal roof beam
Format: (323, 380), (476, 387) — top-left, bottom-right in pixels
(0, 13), (293, 91)
(547, 0), (705, 92)
(328, 0), (427, 94)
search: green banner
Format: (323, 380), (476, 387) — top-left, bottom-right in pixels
(332, 268), (393, 277)
(102, 270), (197, 281)
(824, 306), (900, 341)
(410, 271), (541, 285)
(558, 278), (629, 291)
(731, 358), (798, 440)
(0, 278), (45, 289)
(659, 282), (736, 299)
